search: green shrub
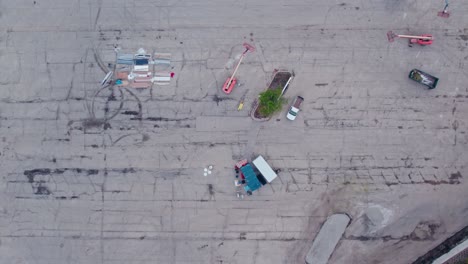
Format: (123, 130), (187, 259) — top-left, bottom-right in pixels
(258, 87), (286, 117)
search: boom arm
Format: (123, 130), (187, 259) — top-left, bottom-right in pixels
(397, 34), (433, 40)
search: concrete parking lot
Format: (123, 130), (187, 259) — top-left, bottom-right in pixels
(0, 0), (467, 263)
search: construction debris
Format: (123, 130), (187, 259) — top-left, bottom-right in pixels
(109, 48), (174, 88)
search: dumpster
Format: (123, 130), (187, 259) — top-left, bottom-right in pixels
(408, 69), (439, 89)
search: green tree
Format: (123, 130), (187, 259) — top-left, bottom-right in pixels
(258, 87), (286, 117)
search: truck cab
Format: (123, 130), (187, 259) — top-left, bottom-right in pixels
(286, 96), (304, 120)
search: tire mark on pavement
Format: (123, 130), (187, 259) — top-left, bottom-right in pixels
(124, 88), (143, 120)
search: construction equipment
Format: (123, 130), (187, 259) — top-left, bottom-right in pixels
(222, 43), (255, 94)
(387, 31), (433, 46)
(237, 100), (244, 111)
(237, 90), (248, 111)
(438, 0), (450, 18)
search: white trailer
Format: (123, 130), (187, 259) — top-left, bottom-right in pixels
(252, 155), (277, 183)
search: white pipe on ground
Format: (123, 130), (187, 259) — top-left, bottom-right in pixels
(280, 76), (293, 98)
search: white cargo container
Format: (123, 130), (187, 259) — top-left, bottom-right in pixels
(252, 155), (277, 183)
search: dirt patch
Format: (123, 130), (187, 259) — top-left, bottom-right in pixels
(24, 169), (51, 182)
(34, 186), (51, 195)
(121, 111), (139, 115)
(83, 118), (106, 129)
(450, 171), (462, 180)
(212, 95), (233, 105)
(208, 184), (214, 196)
(410, 221), (440, 241)
(268, 72), (291, 91)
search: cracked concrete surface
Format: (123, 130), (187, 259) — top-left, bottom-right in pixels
(0, 0), (467, 264)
